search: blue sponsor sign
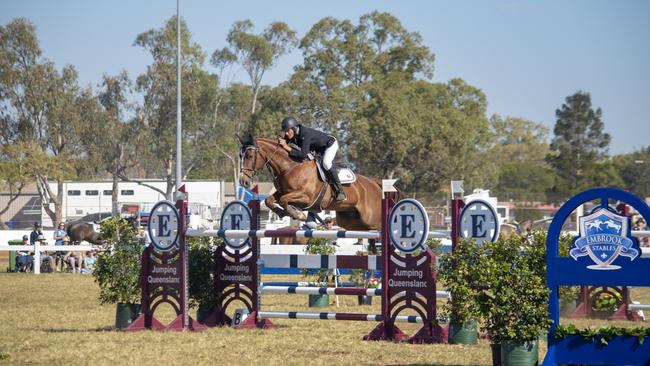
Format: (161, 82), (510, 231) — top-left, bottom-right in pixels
(544, 188), (650, 365)
(571, 208), (638, 270)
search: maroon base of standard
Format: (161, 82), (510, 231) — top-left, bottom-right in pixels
(236, 312), (278, 329)
(166, 315), (208, 331)
(126, 314), (207, 332)
(126, 314), (166, 331)
(364, 323), (411, 342)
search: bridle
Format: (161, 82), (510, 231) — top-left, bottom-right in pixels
(240, 139), (282, 182)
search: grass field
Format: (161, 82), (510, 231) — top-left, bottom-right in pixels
(0, 271), (648, 366)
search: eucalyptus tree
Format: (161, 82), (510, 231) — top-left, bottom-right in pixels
(274, 12), (492, 194)
(134, 16), (219, 199)
(0, 18), (88, 225)
(489, 115), (554, 201)
(218, 20), (297, 115)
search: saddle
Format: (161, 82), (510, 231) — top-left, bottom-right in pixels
(312, 155), (356, 185)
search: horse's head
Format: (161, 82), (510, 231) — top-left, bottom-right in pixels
(238, 134), (264, 189)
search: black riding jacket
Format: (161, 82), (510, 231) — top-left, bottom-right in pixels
(284, 125), (335, 160)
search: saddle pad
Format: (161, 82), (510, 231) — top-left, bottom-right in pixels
(315, 161), (356, 184)
(338, 168), (356, 184)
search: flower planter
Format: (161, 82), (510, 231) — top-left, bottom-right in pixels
(547, 335), (650, 365)
(357, 295), (373, 305)
(591, 308), (615, 319)
(196, 304), (214, 324)
(490, 343), (501, 366)
(500, 339), (538, 366)
(308, 294), (329, 307)
(448, 319), (478, 345)
(115, 303), (140, 329)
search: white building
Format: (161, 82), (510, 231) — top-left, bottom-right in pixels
(464, 188), (509, 224)
(42, 180), (225, 226)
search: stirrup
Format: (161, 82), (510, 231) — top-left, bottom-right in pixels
(335, 191), (347, 202)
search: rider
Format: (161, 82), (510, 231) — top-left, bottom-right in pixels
(278, 116), (347, 202)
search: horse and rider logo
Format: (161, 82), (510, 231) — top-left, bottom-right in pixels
(570, 208), (638, 270)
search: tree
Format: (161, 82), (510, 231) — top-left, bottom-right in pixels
(79, 72), (144, 215)
(220, 20), (297, 115)
(348, 77), (493, 193)
(618, 147), (650, 198)
(547, 91), (611, 198)
(0, 144), (29, 229)
(253, 12), (494, 196)
(0, 18), (87, 225)
(489, 115), (554, 201)
(290, 11), (435, 134)
(134, 16), (219, 199)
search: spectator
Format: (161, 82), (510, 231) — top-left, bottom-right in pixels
(81, 250), (97, 274)
(30, 222), (42, 245)
(62, 236), (82, 273)
(322, 216), (339, 247)
(634, 218), (649, 247)
(53, 222), (66, 270)
(15, 235), (33, 272)
(323, 216), (334, 230)
(36, 234), (54, 273)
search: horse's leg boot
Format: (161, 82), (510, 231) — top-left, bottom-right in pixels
(286, 205), (307, 221)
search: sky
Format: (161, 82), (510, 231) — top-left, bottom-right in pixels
(1, 0), (649, 155)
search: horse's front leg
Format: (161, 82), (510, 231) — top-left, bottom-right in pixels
(265, 192), (288, 218)
(279, 193), (310, 221)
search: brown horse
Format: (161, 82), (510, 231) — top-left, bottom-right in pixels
(239, 136), (389, 231)
(66, 222), (104, 245)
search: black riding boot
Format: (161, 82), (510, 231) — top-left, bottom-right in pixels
(328, 168), (347, 202)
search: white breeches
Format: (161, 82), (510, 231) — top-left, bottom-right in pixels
(322, 140), (338, 170)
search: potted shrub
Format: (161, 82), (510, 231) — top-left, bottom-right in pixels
(478, 232), (550, 366)
(302, 237), (336, 307)
(438, 238), (482, 345)
(188, 236), (217, 323)
(358, 276), (379, 305)
(591, 292), (622, 319)
(93, 217), (141, 329)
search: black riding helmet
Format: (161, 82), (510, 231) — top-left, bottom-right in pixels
(280, 116), (298, 132)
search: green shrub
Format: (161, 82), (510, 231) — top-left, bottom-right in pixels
(188, 236), (217, 308)
(93, 241), (142, 304)
(100, 216), (137, 243)
(478, 231), (550, 342)
(302, 237), (336, 284)
(438, 238), (482, 325)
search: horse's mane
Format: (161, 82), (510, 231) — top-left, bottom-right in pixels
(253, 137), (294, 160)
